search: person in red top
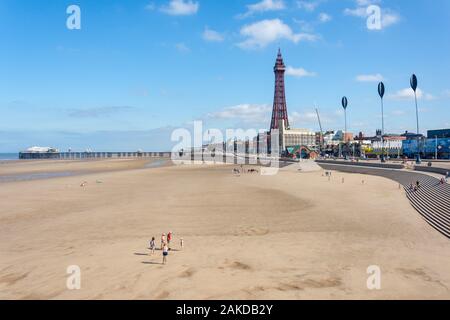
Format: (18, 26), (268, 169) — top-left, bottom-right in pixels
(167, 231), (173, 249)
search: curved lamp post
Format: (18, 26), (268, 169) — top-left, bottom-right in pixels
(342, 96), (348, 158)
(378, 82), (386, 162)
(410, 74), (421, 164)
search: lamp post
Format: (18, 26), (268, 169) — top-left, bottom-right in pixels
(378, 82), (386, 163)
(435, 136), (438, 160)
(410, 74), (421, 164)
(342, 97), (348, 159)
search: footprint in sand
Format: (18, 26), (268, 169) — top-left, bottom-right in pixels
(229, 261), (252, 271)
(233, 226), (269, 237)
(179, 268), (196, 278)
(0, 272), (29, 286)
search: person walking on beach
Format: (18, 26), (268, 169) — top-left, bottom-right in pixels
(149, 237), (156, 255)
(161, 233), (166, 250)
(162, 244), (169, 265)
(180, 238), (184, 250)
(167, 231), (173, 249)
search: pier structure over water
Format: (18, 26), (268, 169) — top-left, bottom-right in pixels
(19, 151), (171, 160)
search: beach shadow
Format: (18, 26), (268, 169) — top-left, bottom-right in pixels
(134, 252), (149, 256)
(141, 261), (163, 265)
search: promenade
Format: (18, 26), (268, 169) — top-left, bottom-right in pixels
(317, 161), (450, 239)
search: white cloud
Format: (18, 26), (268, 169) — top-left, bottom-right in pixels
(355, 73), (384, 82)
(290, 110), (334, 127)
(286, 66), (317, 78)
(380, 11), (400, 28)
(145, 3), (156, 11)
(290, 111), (317, 125)
(297, 1), (321, 12)
(202, 27), (224, 42)
(239, 0), (286, 18)
(388, 88), (435, 101)
(208, 104), (271, 123)
(160, 0), (199, 16)
(356, 0), (381, 7)
(318, 12), (332, 23)
(344, 7), (367, 17)
(175, 42), (191, 53)
(237, 19), (318, 49)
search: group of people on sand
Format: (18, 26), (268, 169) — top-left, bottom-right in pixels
(149, 231), (184, 265)
(233, 165), (259, 175)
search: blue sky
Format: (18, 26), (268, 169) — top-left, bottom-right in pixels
(1, 0), (449, 151)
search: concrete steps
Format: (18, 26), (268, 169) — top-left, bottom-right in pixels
(317, 162), (450, 239)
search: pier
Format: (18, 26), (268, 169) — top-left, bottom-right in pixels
(19, 151), (172, 160)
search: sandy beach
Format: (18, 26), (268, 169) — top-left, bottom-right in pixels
(1, 159), (450, 300)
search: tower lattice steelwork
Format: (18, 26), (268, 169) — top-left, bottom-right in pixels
(270, 49), (290, 130)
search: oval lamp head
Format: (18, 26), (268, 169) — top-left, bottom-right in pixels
(342, 96), (348, 110)
(378, 82), (385, 99)
(410, 74), (418, 92)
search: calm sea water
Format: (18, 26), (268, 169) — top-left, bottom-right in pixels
(0, 153), (18, 161)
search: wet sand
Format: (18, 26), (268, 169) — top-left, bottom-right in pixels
(1, 159), (450, 299)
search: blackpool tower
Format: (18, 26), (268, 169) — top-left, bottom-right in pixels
(270, 49), (290, 131)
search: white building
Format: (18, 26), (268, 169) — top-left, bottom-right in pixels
(278, 120), (316, 150)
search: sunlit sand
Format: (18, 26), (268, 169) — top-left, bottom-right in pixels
(1, 159), (450, 299)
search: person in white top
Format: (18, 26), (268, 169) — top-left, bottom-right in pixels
(162, 244), (169, 265)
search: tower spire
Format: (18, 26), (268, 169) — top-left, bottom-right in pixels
(270, 49), (290, 130)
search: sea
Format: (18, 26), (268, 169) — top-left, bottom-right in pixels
(0, 153), (19, 161)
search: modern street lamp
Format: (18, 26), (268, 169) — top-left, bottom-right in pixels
(378, 82), (386, 163)
(410, 74), (421, 164)
(342, 96), (348, 159)
(435, 135), (438, 160)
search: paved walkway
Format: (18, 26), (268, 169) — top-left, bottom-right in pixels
(317, 162), (450, 239)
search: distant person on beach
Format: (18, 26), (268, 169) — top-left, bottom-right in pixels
(167, 231), (173, 248)
(162, 244), (169, 265)
(149, 237), (156, 255)
(180, 238), (184, 250)
(161, 233), (166, 250)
